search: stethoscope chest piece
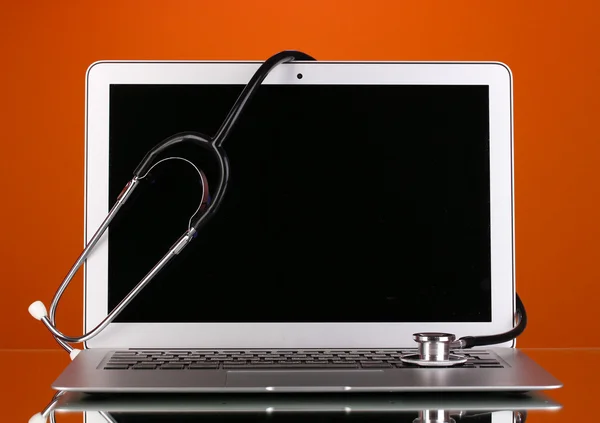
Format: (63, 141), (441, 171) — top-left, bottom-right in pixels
(401, 332), (467, 367)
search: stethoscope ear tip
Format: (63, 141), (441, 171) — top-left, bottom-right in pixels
(28, 301), (48, 320)
(28, 412), (47, 423)
(70, 349), (81, 361)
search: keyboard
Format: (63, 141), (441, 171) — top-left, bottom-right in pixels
(102, 350), (505, 370)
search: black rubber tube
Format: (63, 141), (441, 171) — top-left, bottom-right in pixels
(133, 50), (315, 177)
(459, 294), (527, 348)
(213, 50), (315, 147)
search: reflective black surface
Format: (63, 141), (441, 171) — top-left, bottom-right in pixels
(107, 411), (492, 423)
(108, 84), (491, 323)
(47, 391), (559, 423)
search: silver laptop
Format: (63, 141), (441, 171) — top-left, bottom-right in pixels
(52, 59), (561, 392)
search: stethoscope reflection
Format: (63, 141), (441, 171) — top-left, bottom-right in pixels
(413, 409), (526, 423)
(30, 392), (117, 423)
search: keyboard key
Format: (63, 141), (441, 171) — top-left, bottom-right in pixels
(132, 364), (157, 370)
(361, 362), (393, 368)
(160, 365), (185, 370)
(470, 360), (501, 365)
(104, 365), (130, 370)
(223, 363), (252, 368)
(107, 360), (138, 365)
(189, 363), (219, 369)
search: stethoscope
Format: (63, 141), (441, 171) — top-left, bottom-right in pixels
(27, 49), (528, 367)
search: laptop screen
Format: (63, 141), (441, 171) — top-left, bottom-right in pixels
(107, 83), (491, 323)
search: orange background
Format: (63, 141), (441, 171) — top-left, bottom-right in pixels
(0, 0), (598, 349)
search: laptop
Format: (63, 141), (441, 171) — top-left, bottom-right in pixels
(52, 59), (562, 393)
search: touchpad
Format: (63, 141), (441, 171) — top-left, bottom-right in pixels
(226, 370), (384, 388)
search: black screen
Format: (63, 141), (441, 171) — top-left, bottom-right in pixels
(107, 84), (491, 322)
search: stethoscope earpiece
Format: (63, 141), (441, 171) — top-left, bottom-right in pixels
(28, 413), (47, 423)
(28, 300), (48, 321)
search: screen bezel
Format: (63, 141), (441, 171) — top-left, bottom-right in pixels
(84, 61), (515, 349)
